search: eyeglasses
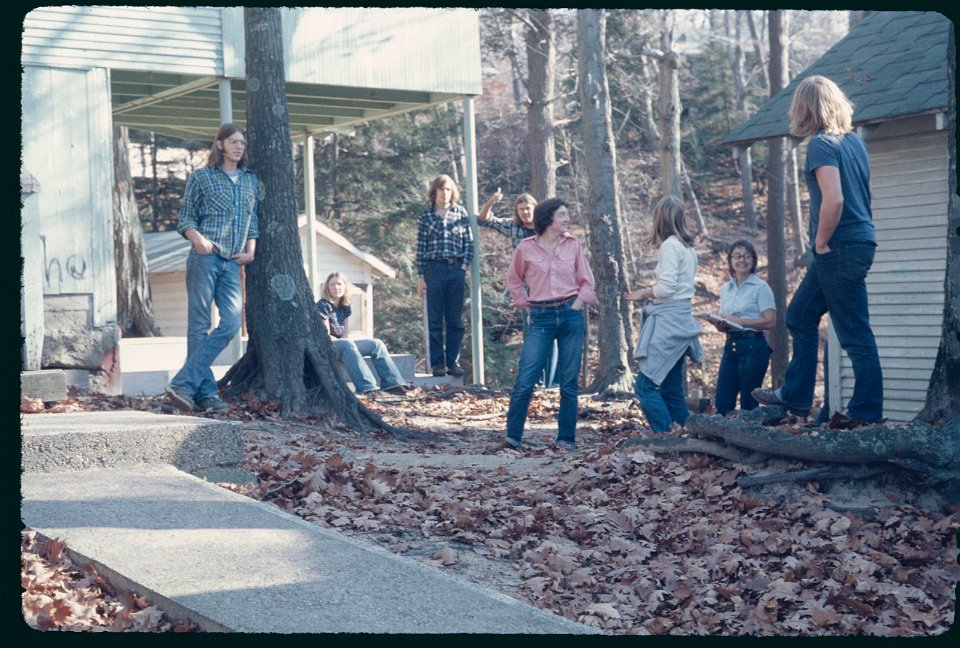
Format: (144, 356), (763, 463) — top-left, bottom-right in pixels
(224, 139), (247, 147)
(731, 253), (752, 261)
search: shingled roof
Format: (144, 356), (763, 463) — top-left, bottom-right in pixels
(724, 11), (951, 147)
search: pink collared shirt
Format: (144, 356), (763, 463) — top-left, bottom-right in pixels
(506, 233), (599, 309)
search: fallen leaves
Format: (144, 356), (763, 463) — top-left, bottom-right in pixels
(21, 530), (197, 632)
(234, 392), (959, 637)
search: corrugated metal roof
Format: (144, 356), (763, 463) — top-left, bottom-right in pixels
(725, 11), (951, 146)
(144, 222), (396, 278)
(144, 230), (192, 274)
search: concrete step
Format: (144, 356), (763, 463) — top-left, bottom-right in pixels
(410, 372), (465, 389)
(21, 466), (596, 634)
(21, 411), (244, 476)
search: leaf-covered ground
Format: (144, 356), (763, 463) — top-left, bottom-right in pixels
(20, 529), (198, 632)
(229, 389), (958, 636)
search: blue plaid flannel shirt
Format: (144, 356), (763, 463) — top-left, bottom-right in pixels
(177, 166), (261, 259)
(415, 204), (473, 276)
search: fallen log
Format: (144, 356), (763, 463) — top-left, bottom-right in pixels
(684, 410), (960, 474)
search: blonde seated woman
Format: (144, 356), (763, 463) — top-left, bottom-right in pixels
(316, 272), (412, 396)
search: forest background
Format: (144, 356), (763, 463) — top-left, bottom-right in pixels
(123, 8), (854, 393)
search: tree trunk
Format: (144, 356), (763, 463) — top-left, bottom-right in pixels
(525, 9), (557, 201)
(656, 26), (683, 200)
(112, 125), (161, 337)
(766, 10), (790, 385)
(746, 11), (769, 92)
(220, 7), (382, 431)
(637, 54), (661, 151)
(787, 147), (806, 256)
(680, 158), (707, 236)
(728, 10), (757, 229)
(576, 9), (634, 396)
(919, 30), (960, 422)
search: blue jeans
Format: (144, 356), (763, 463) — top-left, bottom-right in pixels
(635, 356), (689, 433)
(780, 241), (883, 421)
(715, 335), (771, 415)
(170, 250), (242, 401)
(424, 261), (466, 369)
(332, 338), (406, 393)
(521, 306), (558, 387)
(506, 301), (585, 447)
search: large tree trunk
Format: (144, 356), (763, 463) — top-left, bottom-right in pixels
(727, 10), (757, 229)
(219, 7), (382, 431)
(525, 9), (557, 201)
(919, 28), (960, 422)
(765, 10), (790, 385)
(112, 125), (161, 337)
(576, 9), (634, 396)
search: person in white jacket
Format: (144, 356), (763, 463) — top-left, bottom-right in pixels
(624, 195), (703, 433)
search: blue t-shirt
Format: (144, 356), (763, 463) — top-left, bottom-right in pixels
(804, 131), (875, 248)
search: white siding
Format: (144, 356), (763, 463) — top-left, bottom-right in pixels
(149, 272), (189, 337)
(832, 114), (948, 422)
(22, 65), (116, 327)
(222, 7), (482, 95)
(22, 6), (223, 75)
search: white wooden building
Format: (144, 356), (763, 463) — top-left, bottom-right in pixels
(725, 11), (952, 422)
(20, 6), (484, 392)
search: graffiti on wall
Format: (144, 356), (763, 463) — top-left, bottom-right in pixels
(40, 234), (88, 291)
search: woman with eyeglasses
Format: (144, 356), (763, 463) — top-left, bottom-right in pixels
(708, 240), (776, 414)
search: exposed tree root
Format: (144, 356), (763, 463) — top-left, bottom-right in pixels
(621, 435), (768, 464)
(737, 463), (892, 487)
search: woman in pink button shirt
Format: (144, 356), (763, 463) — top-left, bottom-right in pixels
(491, 197), (598, 451)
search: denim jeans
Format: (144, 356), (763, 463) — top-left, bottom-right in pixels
(521, 305), (558, 387)
(332, 338), (406, 393)
(424, 261), (466, 369)
(781, 241), (883, 421)
(715, 335), (771, 415)
(635, 356), (688, 433)
(506, 301), (585, 447)
(170, 250), (242, 401)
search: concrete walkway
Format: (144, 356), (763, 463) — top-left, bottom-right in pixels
(20, 412), (595, 634)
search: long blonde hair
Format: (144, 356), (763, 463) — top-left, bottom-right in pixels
(646, 195), (694, 248)
(322, 272), (351, 307)
(512, 193), (537, 226)
(789, 75), (854, 138)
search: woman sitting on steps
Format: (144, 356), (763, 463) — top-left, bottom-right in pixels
(316, 272), (413, 397)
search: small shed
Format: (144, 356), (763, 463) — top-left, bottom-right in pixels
(144, 219), (395, 340)
(725, 11), (952, 422)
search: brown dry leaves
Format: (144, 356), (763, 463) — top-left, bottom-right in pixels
(21, 530), (198, 632)
(240, 391), (960, 636)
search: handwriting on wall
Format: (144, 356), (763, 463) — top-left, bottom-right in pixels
(40, 235), (88, 290)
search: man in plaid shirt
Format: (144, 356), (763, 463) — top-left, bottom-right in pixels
(416, 174), (473, 377)
(164, 123), (260, 413)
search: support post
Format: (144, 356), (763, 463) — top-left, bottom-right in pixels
(303, 132), (319, 298)
(463, 95), (484, 385)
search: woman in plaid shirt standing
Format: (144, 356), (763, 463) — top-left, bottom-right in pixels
(416, 174), (473, 377)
